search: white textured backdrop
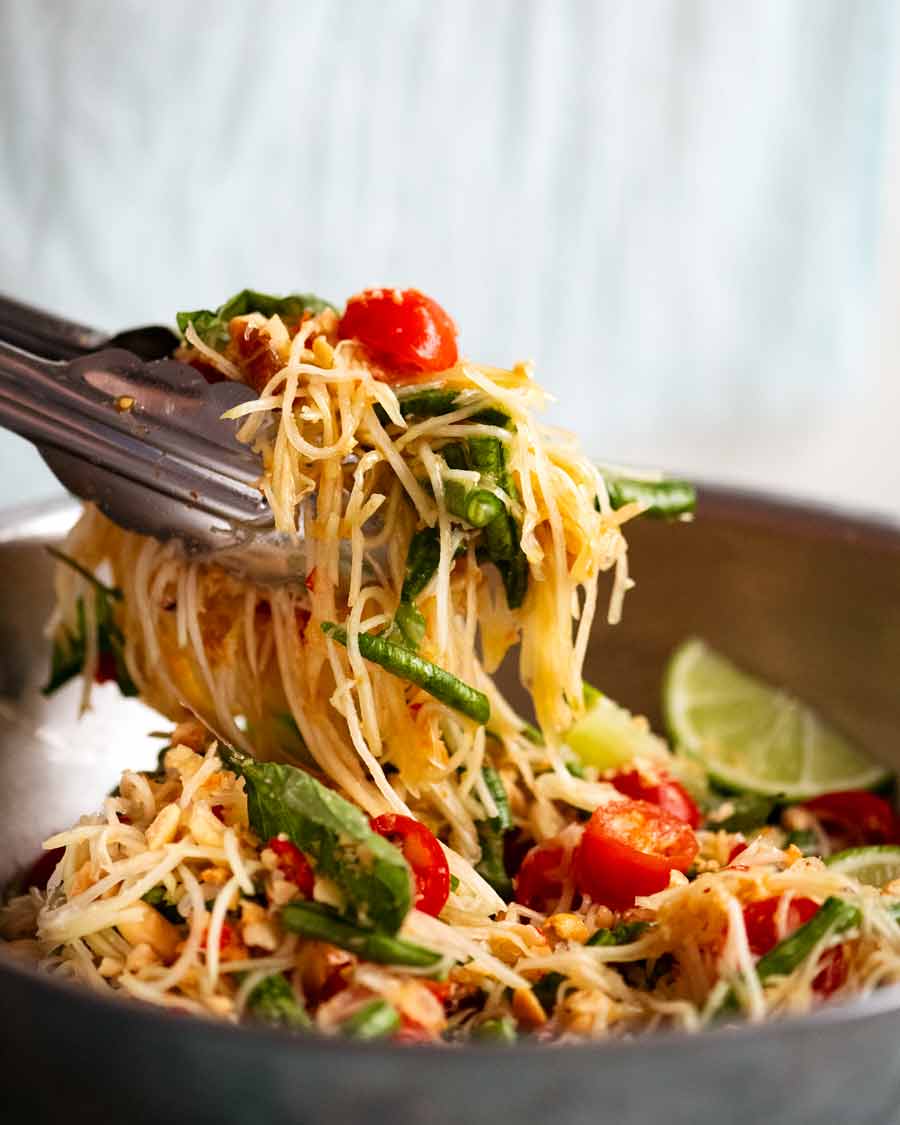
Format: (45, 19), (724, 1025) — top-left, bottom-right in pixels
(0, 0), (898, 515)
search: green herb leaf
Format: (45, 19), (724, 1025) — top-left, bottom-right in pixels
(246, 973), (311, 1030)
(176, 289), (336, 349)
(220, 747), (413, 932)
(322, 623), (490, 725)
(280, 900), (442, 968)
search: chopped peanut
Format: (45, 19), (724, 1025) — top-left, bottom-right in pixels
(145, 803), (181, 850)
(488, 924), (550, 965)
(169, 719), (207, 751)
(200, 866), (230, 887)
(512, 986), (547, 1028)
(543, 913), (589, 944)
(98, 956), (124, 978)
(240, 900), (279, 952)
(119, 901), (181, 961)
(124, 941), (161, 972)
(186, 802), (225, 847)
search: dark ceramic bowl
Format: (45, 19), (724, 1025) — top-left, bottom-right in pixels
(2, 492), (900, 1125)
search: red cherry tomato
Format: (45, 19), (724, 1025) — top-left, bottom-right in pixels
(514, 841), (569, 912)
(202, 920), (236, 952)
(266, 837), (315, 897)
(370, 813), (450, 916)
(742, 895), (846, 996)
(802, 790), (898, 847)
(574, 799), (698, 910)
(338, 288), (458, 376)
(609, 769), (701, 828)
(742, 895), (819, 955)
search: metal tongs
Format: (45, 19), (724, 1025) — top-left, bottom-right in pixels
(0, 294), (307, 585)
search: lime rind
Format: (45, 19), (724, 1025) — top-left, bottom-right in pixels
(825, 846), (900, 887)
(663, 638), (890, 800)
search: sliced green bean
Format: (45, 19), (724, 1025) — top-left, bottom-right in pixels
(391, 601), (425, 651)
(601, 477), (696, 520)
(469, 407), (510, 428)
(587, 921), (650, 947)
(396, 388), (461, 417)
(443, 480), (505, 528)
(755, 896), (860, 985)
(281, 901), (442, 968)
(473, 1017), (518, 1043)
(341, 998), (400, 1039)
(322, 623), (490, 724)
(246, 973), (311, 1030)
(401, 527), (441, 602)
(480, 766), (512, 831)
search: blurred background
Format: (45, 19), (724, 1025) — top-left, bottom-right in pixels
(1, 0), (898, 516)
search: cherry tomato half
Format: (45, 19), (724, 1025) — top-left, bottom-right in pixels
(267, 837), (315, 898)
(802, 790), (898, 848)
(742, 895), (846, 996)
(338, 289), (458, 377)
(514, 841), (570, 912)
(370, 813), (450, 917)
(575, 799), (698, 910)
(609, 769), (701, 828)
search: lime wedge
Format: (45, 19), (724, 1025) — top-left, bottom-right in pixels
(663, 638), (890, 799)
(825, 846), (900, 887)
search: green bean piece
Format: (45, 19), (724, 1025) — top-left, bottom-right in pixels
(473, 1017), (518, 1043)
(754, 897), (860, 985)
(397, 388), (461, 418)
(281, 901), (442, 968)
(443, 480), (505, 528)
(480, 767), (512, 831)
(587, 921), (650, 947)
(468, 435), (528, 607)
(390, 601), (426, 651)
(532, 972), (566, 1015)
(601, 477), (696, 520)
(468, 407), (511, 428)
(440, 442), (469, 471)
(496, 553), (528, 609)
(341, 999), (401, 1040)
(401, 527), (441, 602)
(246, 973), (311, 1030)
(321, 623), (490, 724)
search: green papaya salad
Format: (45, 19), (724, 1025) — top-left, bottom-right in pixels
(3, 287), (899, 1044)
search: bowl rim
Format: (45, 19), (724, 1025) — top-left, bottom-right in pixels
(3, 486), (900, 1062)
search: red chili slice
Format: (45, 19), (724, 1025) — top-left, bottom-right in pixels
(338, 289), (458, 377)
(575, 799), (698, 910)
(369, 813), (450, 917)
(266, 837), (315, 898)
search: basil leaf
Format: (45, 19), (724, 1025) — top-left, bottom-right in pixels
(220, 747), (412, 932)
(176, 289), (336, 349)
